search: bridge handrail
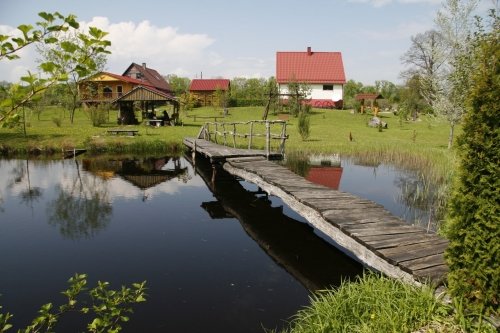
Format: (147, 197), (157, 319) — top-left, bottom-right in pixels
(197, 120), (288, 158)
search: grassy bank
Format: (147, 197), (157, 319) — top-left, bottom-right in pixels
(0, 105), (456, 174)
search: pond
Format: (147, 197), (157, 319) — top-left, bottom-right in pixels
(0, 154), (440, 332)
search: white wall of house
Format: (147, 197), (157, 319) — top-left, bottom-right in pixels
(278, 83), (343, 101)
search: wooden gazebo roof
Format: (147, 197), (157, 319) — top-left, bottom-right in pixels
(355, 93), (383, 101)
(114, 85), (177, 103)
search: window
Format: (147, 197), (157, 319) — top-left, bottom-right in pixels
(323, 85), (333, 91)
(117, 85), (123, 97)
(103, 86), (112, 98)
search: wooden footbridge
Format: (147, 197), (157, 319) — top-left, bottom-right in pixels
(183, 120), (448, 286)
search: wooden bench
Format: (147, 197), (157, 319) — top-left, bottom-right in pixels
(187, 115), (224, 122)
(107, 129), (139, 136)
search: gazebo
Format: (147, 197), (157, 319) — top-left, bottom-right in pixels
(114, 86), (180, 125)
(355, 93), (383, 115)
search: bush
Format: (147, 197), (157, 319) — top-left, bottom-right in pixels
(297, 111), (310, 141)
(444, 28), (499, 317)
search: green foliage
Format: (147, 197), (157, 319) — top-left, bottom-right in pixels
(444, 22), (499, 317)
(0, 273), (147, 333)
(297, 111), (310, 141)
(85, 104), (109, 127)
(0, 11), (111, 126)
(165, 74), (191, 96)
(275, 273), (449, 333)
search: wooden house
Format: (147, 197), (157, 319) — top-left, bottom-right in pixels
(78, 63), (178, 124)
(189, 79), (230, 106)
(276, 47), (346, 108)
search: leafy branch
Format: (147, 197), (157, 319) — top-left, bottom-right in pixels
(0, 274), (147, 333)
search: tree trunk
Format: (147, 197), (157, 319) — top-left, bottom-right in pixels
(448, 123), (455, 149)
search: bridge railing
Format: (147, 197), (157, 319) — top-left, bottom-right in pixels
(197, 120), (288, 158)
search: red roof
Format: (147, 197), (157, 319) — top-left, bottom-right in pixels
(355, 93), (383, 100)
(189, 79), (230, 91)
(276, 48), (346, 84)
(122, 63), (172, 93)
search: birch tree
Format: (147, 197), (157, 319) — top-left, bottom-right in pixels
(434, 0), (478, 149)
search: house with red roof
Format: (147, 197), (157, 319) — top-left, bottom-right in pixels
(78, 63), (178, 125)
(276, 47), (346, 108)
(79, 62), (172, 105)
(189, 79), (230, 106)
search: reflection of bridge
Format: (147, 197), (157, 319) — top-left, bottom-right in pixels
(184, 127), (448, 286)
(188, 155), (364, 291)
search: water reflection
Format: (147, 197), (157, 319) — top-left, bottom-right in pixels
(8, 160), (43, 210)
(82, 156), (190, 201)
(191, 155), (364, 291)
(282, 153), (445, 231)
(47, 159), (112, 240)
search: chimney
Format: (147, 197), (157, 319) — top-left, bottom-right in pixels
(142, 62), (146, 69)
(307, 46), (312, 55)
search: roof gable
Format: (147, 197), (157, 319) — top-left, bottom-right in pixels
(189, 79), (230, 91)
(122, 63), (172, 93)
(85, 71), (156, 87)
(276, 49), (346, 84)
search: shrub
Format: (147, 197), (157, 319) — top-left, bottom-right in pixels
(297, 111), (310, 141)
(444, 27), (499, 317)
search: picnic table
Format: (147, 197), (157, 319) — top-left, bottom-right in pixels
(145, 119), (164, 127)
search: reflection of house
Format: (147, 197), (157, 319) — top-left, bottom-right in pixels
(276, 47), (346, 108)
(306, 167), (343, 190)
(82, 157), (188, 190)
(189, 79), (230, 106)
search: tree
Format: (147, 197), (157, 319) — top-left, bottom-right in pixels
(0, 12), (111, 127)
(36, 26), (110, 124)
(400, 30), (446, 107)
(433, 0), (479, 148)
(444, 19), (499, 319)
(399, 75), (428, 122)
(165, 74), (191, 96)
(286, 78), (311, 117)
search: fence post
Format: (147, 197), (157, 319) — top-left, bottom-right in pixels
(266, 121), (270, 159)
(248, 122), (254, 149)
(232, 123), (237, 148)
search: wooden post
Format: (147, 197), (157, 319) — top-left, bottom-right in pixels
(279, 122), (287, 157)
(232, 123), (237, 148)
(265, 121), (270, 159)
(222, 123), (227, 146)
(248, 122), (254, 149)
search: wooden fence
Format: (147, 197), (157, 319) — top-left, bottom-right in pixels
(196, 120), (288, 158)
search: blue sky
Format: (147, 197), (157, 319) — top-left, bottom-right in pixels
(0, 0), (491, 85)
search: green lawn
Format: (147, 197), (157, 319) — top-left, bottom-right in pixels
(0, 105), (456, 179)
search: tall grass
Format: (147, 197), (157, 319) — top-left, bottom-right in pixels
(272, 273), (449, 333)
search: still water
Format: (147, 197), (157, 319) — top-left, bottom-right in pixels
(0, 154), (435, 332)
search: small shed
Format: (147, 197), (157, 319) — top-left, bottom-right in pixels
(189, 79), (230, 106)
(355, 93), (383, 115)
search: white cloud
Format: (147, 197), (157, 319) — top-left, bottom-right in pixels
(80, 17), (217, 77)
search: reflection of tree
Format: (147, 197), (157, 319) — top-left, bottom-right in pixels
(47, 160), (112, 240)
(8, 160), (43, 213)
